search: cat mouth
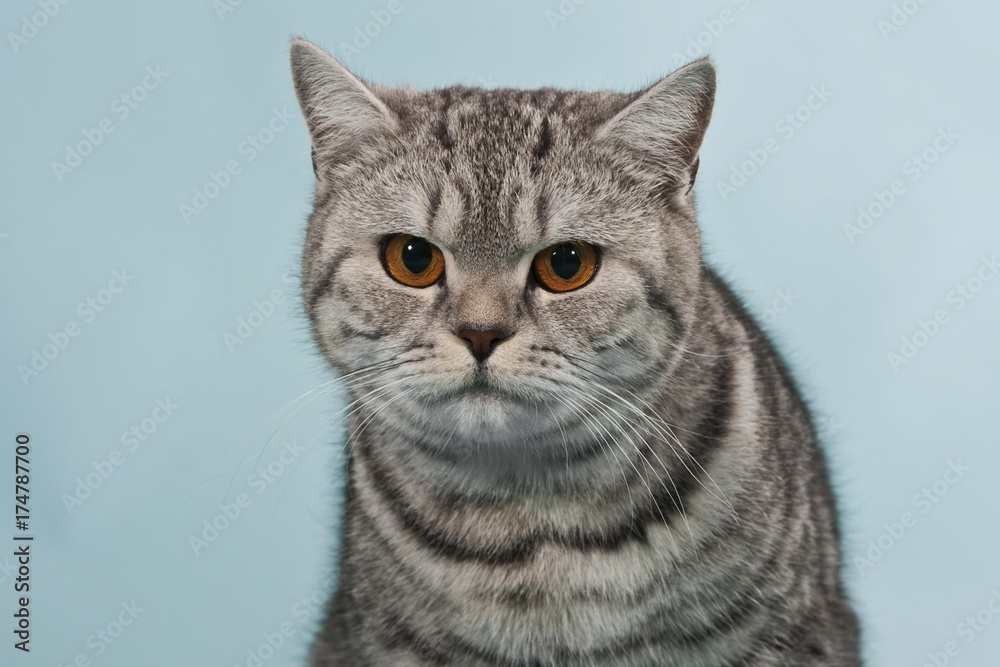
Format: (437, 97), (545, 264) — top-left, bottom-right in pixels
(455, 377), (507, 399)
(467, 372), (493, 391)
(429, 372), (523, 404)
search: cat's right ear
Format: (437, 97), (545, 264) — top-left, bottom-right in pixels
(596, 59), (717, 196)
(289, 38), (396, 180)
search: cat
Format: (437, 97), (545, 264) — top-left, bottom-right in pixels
(289, 37), (861, 666)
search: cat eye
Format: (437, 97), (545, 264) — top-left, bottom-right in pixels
(532, 242), (598, 292)
(382, 234), (446, 288)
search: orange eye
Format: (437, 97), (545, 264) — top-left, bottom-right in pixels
(532, 242), (598, 292)
(382, 234), (445, 288)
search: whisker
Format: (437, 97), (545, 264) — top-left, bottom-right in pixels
(219, 350), (423, 503)
(564, 387), (691, 552)
(220, 353), (411, 465)
(560, 353), (739, 522)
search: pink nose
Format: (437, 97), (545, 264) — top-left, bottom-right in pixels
(456, 328), (510, 362)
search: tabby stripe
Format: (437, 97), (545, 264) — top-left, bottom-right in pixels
(433, 88), (455, 151)
(531, 115), (552, 175)
(425, 184), (443, 234)
(534, 189), (549, 240)
(356, 442), (536, 564)
(381, 612), (537, 667)
(636, 268), (685, 341)
(308, 248), (352, 310)
(384, 596), (761, 667)
(338, 320), (386, 341)
(355, 436), (716, 564)
(381, 612), (453, 664)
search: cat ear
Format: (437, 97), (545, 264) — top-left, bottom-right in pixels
(289, 38), (396, 176)
(597, 58), (716, 193)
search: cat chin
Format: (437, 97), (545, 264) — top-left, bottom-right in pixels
(442, 394), (542, 436)
(408, 389), (565, 446)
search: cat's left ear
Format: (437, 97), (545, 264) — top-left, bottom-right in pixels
(289, 38), (396, 179)
(597, 59), (716, 194)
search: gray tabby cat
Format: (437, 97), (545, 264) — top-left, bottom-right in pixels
(289, 37), (860, 666)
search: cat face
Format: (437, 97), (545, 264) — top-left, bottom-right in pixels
(291, 40), (715, 459)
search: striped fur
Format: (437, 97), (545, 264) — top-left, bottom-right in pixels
(290, 38), (860, 666)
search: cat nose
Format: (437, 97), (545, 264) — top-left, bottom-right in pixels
(456, 327), (511, 362)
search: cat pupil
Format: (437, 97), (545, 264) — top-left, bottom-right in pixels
(550, 244), (581, 279)
(402, 238), (432, 274)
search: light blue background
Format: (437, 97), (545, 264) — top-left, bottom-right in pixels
(2, 1), (998, 665)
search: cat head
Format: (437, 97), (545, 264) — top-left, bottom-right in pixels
(290, 38), (715, 464)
